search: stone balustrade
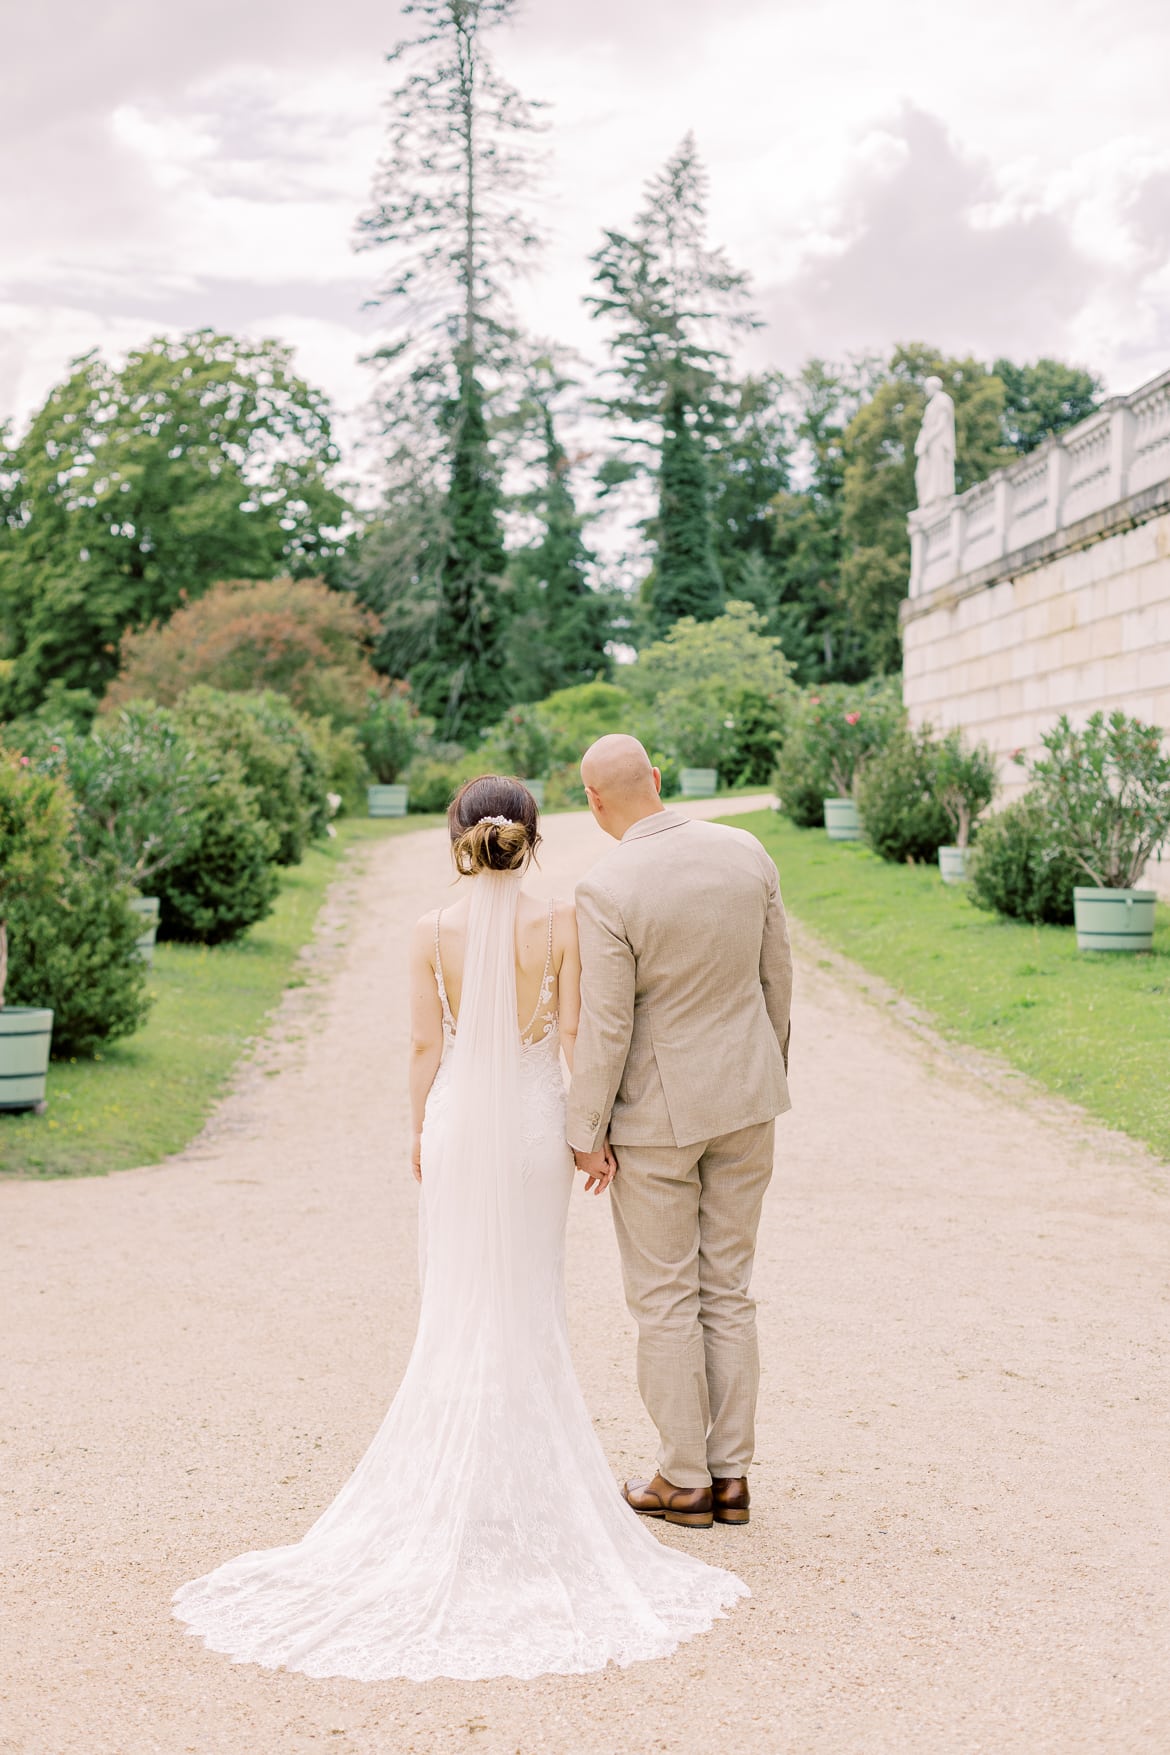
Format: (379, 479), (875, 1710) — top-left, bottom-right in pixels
(908, 365), (1170, 598)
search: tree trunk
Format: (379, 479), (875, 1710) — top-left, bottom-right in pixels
(0, 918), (8, 1011)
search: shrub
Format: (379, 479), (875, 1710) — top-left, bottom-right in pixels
(29, 703), (211, 890)
(621, 602), (793, 775)
(307, 718), (365, 816)
(933, 730), (998, 849)
(176, 687), (322, 865)
(480, 705), (554, 779)
(968, 794), (1080, 925)
(1029, 709), (1170, 888)
(0, 747), (73, 1007)
(856, 726), (954, 864)
(358, 684), (428, 784)
(774, 679), (903, 827)
(106, 577), (385, 726)
(5, 858), (151, 1056)
(406, 756), (470, 814)
(533, 682), (654, 767)
(543, 763), (588, 811)
(155, 770), (280, 944)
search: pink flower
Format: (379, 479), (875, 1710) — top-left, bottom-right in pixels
(19, 755), (30, 766)
(845, 711), (861, 726)
(808, 696), (821, 705)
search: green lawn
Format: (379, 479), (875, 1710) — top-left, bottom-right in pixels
(0, 815), (438, 1180)
(738, 811), (1170, 1164)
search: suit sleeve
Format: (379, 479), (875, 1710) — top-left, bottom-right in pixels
(760, 854), (793, 1070)
(565, 876), (636, 1153)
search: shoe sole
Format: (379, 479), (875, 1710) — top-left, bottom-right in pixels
(713, 1508), (750, 1525)
(626, 1501), (715, 1528)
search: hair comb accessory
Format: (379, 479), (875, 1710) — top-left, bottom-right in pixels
(478, 815), (514, 828)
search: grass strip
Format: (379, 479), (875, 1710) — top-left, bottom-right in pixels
(736, 810), (1170, 1164)
(0, 815), (438, 1180)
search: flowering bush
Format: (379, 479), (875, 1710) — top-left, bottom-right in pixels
(1028, 710), (1170, 889)
(932, 730), (998, 850)
(773, 679), (903, 827)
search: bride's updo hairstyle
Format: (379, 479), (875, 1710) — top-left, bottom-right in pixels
(448, 775), (541, 876)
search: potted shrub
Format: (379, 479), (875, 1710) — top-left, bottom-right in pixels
(778, 682), (903, 841)
(0, 750), (72, 1112)
(856, 725), (953, 863)
(1030, 710), (1170, 951)
(360, 685), (425, 817)
(933, 731), (998, 882)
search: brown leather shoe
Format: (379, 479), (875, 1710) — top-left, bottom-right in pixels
(712, 1476), (750, 1525)
(623, 1474), (714, 1528)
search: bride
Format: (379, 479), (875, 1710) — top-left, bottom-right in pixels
(173, 775), (747, 1681)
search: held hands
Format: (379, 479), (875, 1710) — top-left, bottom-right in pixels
(573, 1138), (618, 1195)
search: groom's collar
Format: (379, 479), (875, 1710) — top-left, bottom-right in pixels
(620, 807), (689, 844)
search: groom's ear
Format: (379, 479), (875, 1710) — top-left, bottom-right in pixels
(652, 767), (662, 795)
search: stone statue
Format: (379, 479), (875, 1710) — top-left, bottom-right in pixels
(915, 375), (956, 507)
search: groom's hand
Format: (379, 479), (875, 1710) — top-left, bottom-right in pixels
(573, 1139), (618, 1195)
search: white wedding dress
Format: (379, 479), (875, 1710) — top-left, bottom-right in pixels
(173, 870), (746, 1681)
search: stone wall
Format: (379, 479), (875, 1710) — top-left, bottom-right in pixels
(901, 446), (1170, 897)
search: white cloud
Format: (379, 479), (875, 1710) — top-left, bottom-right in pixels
(2, 0), (1169, 451)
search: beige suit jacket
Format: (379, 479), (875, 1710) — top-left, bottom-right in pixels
(566, 810), (793, 1153)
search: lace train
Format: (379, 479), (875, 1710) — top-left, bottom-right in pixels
(173, 877), (746, 1680)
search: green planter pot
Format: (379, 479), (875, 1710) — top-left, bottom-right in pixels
(0, 1006), (54, 1112)
(367, 783), (409, 819)
(524, 779), (546, 809)
(680, 768), (719, 798)
(1073, 887), (1157, 952)
(938, 846), (968, 884)
(824, 798), (861, 841)
(128, 895), (161, 965)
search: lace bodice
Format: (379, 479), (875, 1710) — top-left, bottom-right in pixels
(434, 900), (558, 1053)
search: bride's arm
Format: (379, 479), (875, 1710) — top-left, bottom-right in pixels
(554, 899), (582, 1073)
(408, 914), (445, 1182)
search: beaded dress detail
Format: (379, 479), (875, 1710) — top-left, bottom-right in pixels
(173, 872), (746, 1681)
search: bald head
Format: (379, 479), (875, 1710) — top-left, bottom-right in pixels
(580, 735), (664, 840)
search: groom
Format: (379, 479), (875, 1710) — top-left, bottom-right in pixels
(566, 737), (792, 1529)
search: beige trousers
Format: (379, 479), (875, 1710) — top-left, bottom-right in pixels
(609, 1119), (775, 1491)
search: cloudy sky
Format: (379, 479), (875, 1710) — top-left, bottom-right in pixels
(3, 0), (1169, 467)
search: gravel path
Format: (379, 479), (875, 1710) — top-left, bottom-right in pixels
(2, 801), (1168, 1755)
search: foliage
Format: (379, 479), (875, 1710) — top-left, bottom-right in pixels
(175, 687), (329, 865)
(932, 730), (998, 849)
(994, 358), (1102, 455)
(0, 817), (428, 1178)
(307, 718), (366, 815)
(5, 857), (151, 1056)
(504, 366), (615, 697)
(480, 704), (554, 778)
(154, 770), (280, 944)
(532, 681), (654, 767)
(773, 679), (903, 825)
(747, 809), (1170, 1162)
(406, 753), (476, 814)
(0, 747), (73, 1007)
(0, 332), (348, 714)
(414, 366), (512, 738)
(650, 389), (724, 632)
(30, 703), (212, 889)
(856, 725), (954, 864)
(1028, 710), (1170, 890)
(358, 683), (429, 784)
(967, 794), (1080, 926)
(622, 601), (792, 775)
(107, 577), (385, 727)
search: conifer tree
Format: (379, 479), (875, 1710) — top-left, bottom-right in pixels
(357, 0), (542, 737)
(588, 135), (755, 635)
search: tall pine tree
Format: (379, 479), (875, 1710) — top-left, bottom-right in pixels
(588, 135), (755, 636)
(357, 0), (542, 738)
